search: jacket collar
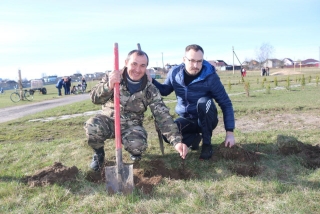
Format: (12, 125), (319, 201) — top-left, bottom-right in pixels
(178, 60), (214, 83)
(121, 67), (148, 92)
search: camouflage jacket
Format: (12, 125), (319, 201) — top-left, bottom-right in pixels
(90, 68), (182, 146)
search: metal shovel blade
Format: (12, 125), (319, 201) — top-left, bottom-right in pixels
(105, 43), (134, 194)
(105, 163), (133, 195)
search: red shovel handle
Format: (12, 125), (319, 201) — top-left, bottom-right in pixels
(113, 43), (121, 150)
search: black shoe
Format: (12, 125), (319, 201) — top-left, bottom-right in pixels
(199, 144), (213, 160)
(130, 155), (141, 162)
(190, 134), (201, 151)
(90, 148), (105, 171)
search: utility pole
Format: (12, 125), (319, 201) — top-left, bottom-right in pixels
(232, 46), (234, 74)
(232, 48), (242, 76)
(18, 69), (24, 100)
(161, 52), (164, 70)
(300, 60), (302, 72)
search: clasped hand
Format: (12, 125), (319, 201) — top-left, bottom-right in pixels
(174, 142), (189, 159)
(108, 70), (121, 90)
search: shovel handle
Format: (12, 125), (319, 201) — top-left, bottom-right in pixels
(114, 43), (121, 150)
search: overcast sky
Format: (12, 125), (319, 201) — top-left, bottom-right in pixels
(1, 0), (319, 80)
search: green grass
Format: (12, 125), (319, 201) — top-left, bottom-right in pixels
(1, 68), (320, 213)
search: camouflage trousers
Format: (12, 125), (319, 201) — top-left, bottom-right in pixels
(84, 114), (148, 155)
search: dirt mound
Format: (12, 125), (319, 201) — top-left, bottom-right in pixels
(23, 162), (79, 187)
(23, 144), (264, 192)
(85, 144), (264, 192)
(277, 135), (304, 155)
(300, 144), (320, 168)
(85, 159), (192, 194)
(134, 159), (193, 194)
(228, 163), (262, 177)
(277, 135), (320, 169)
(218, 143), (260, 162)
(217, 142), (262, 177)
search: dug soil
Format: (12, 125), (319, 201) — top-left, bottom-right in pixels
(23, 139), (320, 194)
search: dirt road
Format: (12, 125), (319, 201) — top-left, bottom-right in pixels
(0, 94), (90, 123)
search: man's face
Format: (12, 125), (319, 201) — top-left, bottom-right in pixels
(183, 49), (204, 75)
(125, 52), (148, 81)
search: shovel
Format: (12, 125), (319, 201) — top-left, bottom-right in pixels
(105, 43), (134, 194)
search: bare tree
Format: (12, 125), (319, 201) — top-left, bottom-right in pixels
(255, 43), (274, 68)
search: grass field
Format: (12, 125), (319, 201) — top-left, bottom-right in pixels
(0, 68), (320, 213)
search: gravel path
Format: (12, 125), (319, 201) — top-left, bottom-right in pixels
(0, 94), (90, 123)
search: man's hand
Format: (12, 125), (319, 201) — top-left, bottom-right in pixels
(108, 70), (121, 90)
(174, 142), (188, 159)
(225, 131), (235, 148)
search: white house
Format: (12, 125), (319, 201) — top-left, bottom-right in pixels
(282, 58), (294, 66)
(263, 59), (282, 68)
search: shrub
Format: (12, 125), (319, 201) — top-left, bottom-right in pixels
(286, 76), (291, 90)
(301, 75), (306, 89)
(274, 77), (278, 87)
(266, 82), (271, 94)
(244, 81), (250, 97)
(228, 80), (231, 91)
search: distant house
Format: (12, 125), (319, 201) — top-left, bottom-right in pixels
(94, 72), (105, 78)
(301, 58), (319, 65)
(263, 59), (283, 68)
(150, 67), (166, 73)
(249, 60), (259, 70)
(225, 65), (242, 71)
(242, 61), (249, 70)
(83, 73), (95, 80)
(83, 72), (105, 80)
(148, 69), (156, 79)
(282, 58), (319, 68)
(212, 60), (228, 71)
(240, 60), (259, 70)
(216, 60), (228, 66)
(165, 64), (178, 72)
(283, 58), (294, 66)
(207, 60), (217, 67)
(0, 80), (18, 90)
(148, 67), (162, 79)
(43, 75), (58, 83)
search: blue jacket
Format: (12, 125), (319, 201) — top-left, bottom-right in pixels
(56, 79), (64, 89)
(152, 60), (235, 131)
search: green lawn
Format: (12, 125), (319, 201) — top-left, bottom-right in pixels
(0, 68), (320, 213)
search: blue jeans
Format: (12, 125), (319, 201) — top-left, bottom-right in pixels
(164, 97), (218, 146)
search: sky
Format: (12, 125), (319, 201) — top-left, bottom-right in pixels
(1, 0), (319, 80)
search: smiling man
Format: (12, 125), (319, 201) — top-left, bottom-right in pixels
(151, 44), (236, 160)
(84, 50), (182, 171)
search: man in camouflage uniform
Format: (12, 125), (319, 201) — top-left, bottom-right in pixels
(84, 50), (184, 171)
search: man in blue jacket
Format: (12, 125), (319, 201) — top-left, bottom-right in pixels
(151, 44), (236, 160)
(56, 78), (64, 96)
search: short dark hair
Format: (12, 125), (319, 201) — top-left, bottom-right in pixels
(126, 50), (149, 66)
(185, 44), (204, 54)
